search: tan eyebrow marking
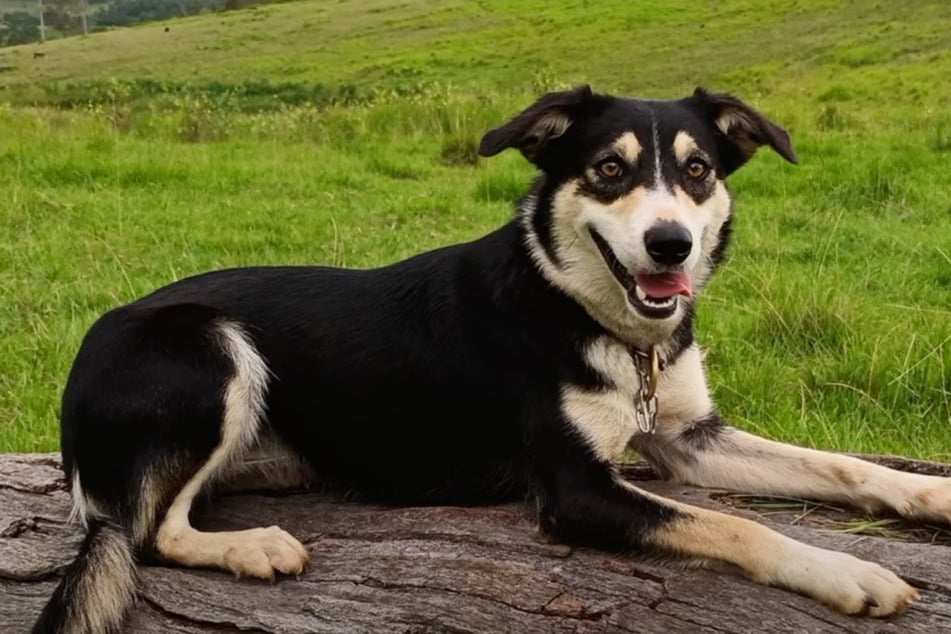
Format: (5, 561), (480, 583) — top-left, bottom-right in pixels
(673, 131), (700, 163)
(612, 131), (643, 163)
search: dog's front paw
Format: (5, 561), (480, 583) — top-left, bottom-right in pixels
(795, 550), (918, 617)
(890, 475), (951, 525)
(813, 552), (919, 617)
(774, 543), (919, 617)
(222, 525), (310, 582)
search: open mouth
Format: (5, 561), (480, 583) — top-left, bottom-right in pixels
(589, 229), (692, 319)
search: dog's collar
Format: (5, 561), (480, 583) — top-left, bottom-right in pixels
(630, 347), (665, 434)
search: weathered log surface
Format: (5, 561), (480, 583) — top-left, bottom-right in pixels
(2, 453), (951, 633)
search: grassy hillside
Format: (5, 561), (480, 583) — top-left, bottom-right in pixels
(1, 0), (949, 456)
(0, 0), (41, 15)
(2, 1), (950, 103)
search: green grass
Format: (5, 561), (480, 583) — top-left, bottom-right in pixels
(0, 0), (42, 15)
(1, 0), (949, 456)
(720, 494), (951, 544)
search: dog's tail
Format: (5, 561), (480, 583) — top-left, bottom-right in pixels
(32, 518), (137, 634)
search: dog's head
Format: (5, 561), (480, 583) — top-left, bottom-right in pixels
(480, 86), (796, 346)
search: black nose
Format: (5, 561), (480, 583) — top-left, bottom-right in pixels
(644, 223), (692, 265)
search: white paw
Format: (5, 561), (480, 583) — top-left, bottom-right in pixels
(222, 525), (310, 581)
(889, 475), (951, 525)
(788, 548), (919, 617)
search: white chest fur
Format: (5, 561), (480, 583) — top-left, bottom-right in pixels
(560, 337), (643, 462)
(560, 339), (714, 462)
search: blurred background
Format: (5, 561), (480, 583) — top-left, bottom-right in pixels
(0, 0), (948, 456)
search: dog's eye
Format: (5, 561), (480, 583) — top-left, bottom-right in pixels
(686, 159), (710, 180)
(597, 160), (623, 179)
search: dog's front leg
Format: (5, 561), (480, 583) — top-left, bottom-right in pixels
(526, 405), (918, 616)
(635, 344), (951, 525)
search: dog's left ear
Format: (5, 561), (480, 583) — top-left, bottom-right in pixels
(479, 85), (597, 164)
(689, 88), (798, 175)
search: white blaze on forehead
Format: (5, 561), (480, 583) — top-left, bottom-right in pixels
(612, 131), (643, 163)
(650, 112), (662, 184)
(673, 130), (700, 163)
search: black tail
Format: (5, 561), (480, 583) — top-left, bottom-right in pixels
(32, 519), (137, 634)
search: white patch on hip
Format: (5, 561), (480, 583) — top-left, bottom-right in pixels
(68, 469), (105, 528)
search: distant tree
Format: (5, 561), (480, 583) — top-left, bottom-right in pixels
(43, 0), (84, 35)
(0, 11), (42, 46)
(96, 0), (225, 27)
(224, 0), (260, 10)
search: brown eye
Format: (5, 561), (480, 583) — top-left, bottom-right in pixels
(597, 160), (623, 179)
(686, 159), (710, 180)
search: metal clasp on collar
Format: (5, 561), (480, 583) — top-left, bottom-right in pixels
(632, 347), (662, 434)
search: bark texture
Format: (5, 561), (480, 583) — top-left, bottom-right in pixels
(2, 453), (950, 633)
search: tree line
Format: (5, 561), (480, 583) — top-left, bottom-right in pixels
(0, 0), (274, 47)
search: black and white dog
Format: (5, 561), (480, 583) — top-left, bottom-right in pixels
(35, 86), (949, 633)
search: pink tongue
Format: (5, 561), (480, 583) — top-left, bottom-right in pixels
(634, 273), (694, 299)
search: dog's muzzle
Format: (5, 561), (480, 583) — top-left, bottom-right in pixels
(590, 228), (693, 319)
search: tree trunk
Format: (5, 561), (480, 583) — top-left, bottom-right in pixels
(2, 453), (950, 633)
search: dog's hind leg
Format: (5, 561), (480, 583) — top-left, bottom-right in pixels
(153, 322), (309, 580)
(218, 434), (315, 494)
(636, 344), (951, 525)
(37, 310), (309, 633)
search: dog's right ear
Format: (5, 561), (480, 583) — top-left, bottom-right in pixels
(479, 85), (596, 163)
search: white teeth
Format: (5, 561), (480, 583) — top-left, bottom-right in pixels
(640, 294), (676, 309)
(631, 281), (677, 313)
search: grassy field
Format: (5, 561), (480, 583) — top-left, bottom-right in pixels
(0, 0), (42, 15)
(0, 0), (949, 457)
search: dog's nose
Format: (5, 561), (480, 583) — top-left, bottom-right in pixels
(644, 223), (692, 265)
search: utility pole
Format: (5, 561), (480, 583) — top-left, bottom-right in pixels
(81, 0), (88, 35)
(38, 0), (46, 43)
